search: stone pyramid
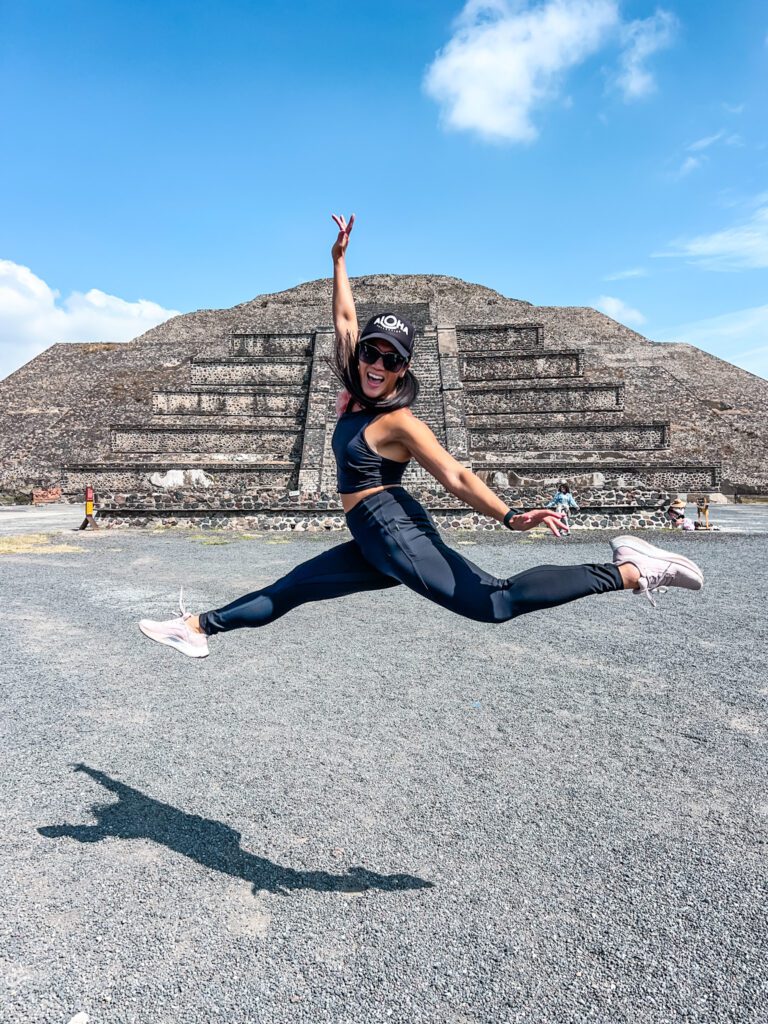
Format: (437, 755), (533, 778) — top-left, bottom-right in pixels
(1, 274), (766, 528)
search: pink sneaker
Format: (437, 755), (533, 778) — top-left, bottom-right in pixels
(139, 588), (209, 658)
(610, 535), (704, 607)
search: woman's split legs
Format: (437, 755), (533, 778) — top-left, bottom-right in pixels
(138, 525), (703, 657)
(198, 539), (399, 634)
(138, 540), (400, 657)
(354, 520), (702, 623)
(349, 517), (627, 624)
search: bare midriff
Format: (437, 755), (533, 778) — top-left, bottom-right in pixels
(339, 484), (400, 514)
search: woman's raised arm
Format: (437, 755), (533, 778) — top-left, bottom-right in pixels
(331, 213), (358, 363)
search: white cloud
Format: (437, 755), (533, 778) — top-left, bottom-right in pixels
(424, 1), (678, 143)
(424, 0), (620, 143)
(603, 267), (647, 280)
(666, 128), (743, 182)
(0, 259), (180, 381)
(654, 205), (768, 269)
(654, 304), (768, 380)
(675, 155), (702, 178)
(686, 129), (742, 153)
(596, 294), (646, 326)
(688, 130), (725, 151)
(614, 9), (677, 100)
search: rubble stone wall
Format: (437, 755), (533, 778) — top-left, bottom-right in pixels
(94, 481), (669, 534)
(99, 509), (668, 531)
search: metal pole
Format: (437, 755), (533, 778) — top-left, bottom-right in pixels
(78, 485), (99, 530)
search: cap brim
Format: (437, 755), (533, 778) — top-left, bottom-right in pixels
(360, 331), (411, 361)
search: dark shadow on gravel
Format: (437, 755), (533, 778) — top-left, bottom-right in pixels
(38, 764), (432, 896)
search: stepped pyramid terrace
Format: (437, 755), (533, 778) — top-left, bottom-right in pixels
(1, 274), (767, 530)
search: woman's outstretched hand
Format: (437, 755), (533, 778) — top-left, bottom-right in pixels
(331, 213), (355, 261)
(511, 508), (569, 537)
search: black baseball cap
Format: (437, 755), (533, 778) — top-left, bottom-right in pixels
(360, 312), (416, 362)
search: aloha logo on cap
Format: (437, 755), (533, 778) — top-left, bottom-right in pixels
(374, 314), (409, 335)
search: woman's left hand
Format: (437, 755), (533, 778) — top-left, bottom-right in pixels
(511, 508), (569, 537)
(331, 213), (355, 261)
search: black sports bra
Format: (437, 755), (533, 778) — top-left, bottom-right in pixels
(331, 409), (410, 494)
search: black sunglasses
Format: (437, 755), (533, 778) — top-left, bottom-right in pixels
(358, 341), (408, 373)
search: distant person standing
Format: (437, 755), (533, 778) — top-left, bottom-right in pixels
(547, 483), (580, 531)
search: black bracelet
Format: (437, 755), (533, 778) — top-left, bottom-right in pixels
(503, 508), (522, 530)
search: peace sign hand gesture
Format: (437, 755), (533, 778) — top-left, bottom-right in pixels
(331, 213), (355, 261)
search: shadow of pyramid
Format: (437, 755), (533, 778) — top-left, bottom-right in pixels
(39, 764), (433, 896)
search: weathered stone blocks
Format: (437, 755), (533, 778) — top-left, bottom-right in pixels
(65, 460), (295, 490)
(228, 332), (314, 357)
(191, 358), (310, 387)
(474, 462), (720, 492)
(465, 383), (623, 415)
(2, 274), (765, 509)
(456, 324), (543, 350)
(470, 423), (669, 454)
(111, 426), (302, 458)
(153, 387), (306, 418)
(354, 302), (432, 328)
(99, 506), (668, 532)
(32, 486), (63, 504)
(460, 352), (582, 381)
(93, 480), (669, 534)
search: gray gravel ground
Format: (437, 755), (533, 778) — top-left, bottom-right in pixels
(2, 527), (767, 1024)
(0, 505), (86, 536)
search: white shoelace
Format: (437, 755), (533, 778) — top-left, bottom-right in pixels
(635, 568), (671, 607)
(177, 585), (207, 648)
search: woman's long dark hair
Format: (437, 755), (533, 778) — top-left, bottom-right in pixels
(330, 329), (420, 412)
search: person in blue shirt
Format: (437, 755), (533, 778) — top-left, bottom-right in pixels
(547, 483), (580, 531)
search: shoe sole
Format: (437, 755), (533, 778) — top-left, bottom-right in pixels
(138, 621), (209, 658)
(610, 535), (704, 587)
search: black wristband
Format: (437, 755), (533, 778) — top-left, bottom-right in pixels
(503, 508), (522, 530)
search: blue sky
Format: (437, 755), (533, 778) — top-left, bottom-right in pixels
(1, 0), (766, 379)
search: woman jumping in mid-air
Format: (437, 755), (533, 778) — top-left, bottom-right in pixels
(139, 214), (703, 658)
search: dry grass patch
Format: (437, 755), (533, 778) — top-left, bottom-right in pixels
(0, 533), (85, 556)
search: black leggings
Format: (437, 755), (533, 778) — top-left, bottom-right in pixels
(198, 487), (623, 635)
